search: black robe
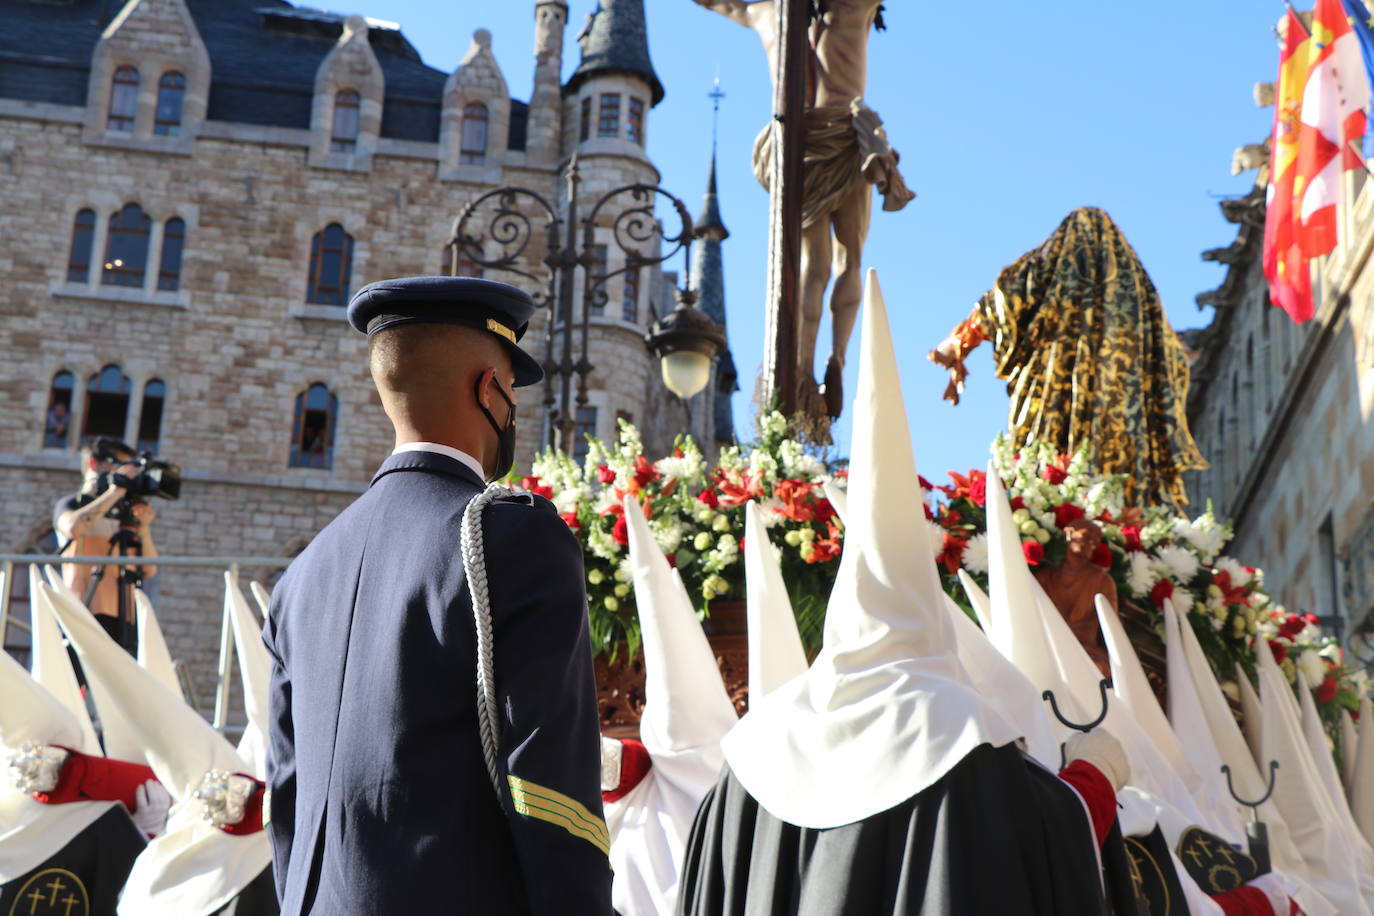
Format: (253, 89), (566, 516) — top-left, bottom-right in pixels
(211, 866), (280, 916)
(677, 743), (1108, 915)
(0, 805), (144, 915)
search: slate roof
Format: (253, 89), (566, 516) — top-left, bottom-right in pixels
(566, 0), (663, 106)
(0, 0), (528, 148)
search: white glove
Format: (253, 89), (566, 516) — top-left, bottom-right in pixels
(131, 779), (172, 838)
(1064, 728), (1130, 792)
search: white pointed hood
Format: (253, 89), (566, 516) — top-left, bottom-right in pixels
(225, 573), (271, 779)
(1340, 707), (1358, 799)
(608, 494), (737, 916)
(822, 482), (847, 527)
(0, 647), (119, 882)
(1298, 675), (1372, 859)
(956, 568), (994, 633)
(1235, 661), (1264, 762)
(743, 502), (808, 703)
(985, 497), (1210, 827)
(136, 590), (181, 697)
(721, 270), (1019, 829)
(953, 570), (1058, 766)
(1352, 696), (1374, 846)
(1158, 600), (1245, 839)
(39, 567), (146, 767)
(39, 582), (270, 916)
(1256, 636), (1374, 914)
(27, 566), (100, 755)
(1174, 613), (1329, 914)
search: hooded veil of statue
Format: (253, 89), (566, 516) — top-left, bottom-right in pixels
(676, 271), (1108, 915)
(931, 207), (1207, 507)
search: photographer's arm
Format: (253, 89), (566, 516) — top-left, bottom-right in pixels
(55, 464), (140, 542)
(131, 502), (158, 579)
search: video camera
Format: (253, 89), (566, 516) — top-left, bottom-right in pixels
(92, 437), (182, 503)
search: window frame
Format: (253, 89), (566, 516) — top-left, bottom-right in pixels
(579, 96), (592, 142)
(290, 382), (339, 469)
(157, 217), (186, 291)
(44, 371), (75, 449)
(153, 71), (186, 136)
(622, 265), (640, 323)
(107, 66), (139, 132)
(80, 364), (132, 446)
(135, 379), (166, 454)
(101, 203), (152, 289)
(330, 90), (361, 154)
(460, 102), (489, 165)
(626, 97), (645, 146)
(597, 93), (621, 139)
(67, 209), (96, 284)
(306, 223), (355, 306)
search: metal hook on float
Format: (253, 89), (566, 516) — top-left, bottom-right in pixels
(1221, 759), (1278, 875)
(1041, 678), (1111, 770)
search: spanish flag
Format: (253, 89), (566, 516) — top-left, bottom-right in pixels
(1264, 7), (1315, 323)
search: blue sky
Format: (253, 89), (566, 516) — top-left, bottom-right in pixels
(391, 1), (1277, 480)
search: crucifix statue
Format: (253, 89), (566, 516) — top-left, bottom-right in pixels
(693, 0), (914, 419)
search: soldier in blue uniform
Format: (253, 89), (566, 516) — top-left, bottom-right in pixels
(264, 277), (612, 914)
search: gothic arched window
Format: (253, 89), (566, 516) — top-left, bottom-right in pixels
(307, 223), (354, 305)
(108, 66), (139, 132)
(158, 218), (185, 291)
(44, 371), (75, 448)
(154, 72), (186, 136)
(81, 364), (132, 445)
(102, 203), (152, 288)
(136, 379), (166, 454)
(290, 383), (338, 469)
(67, 209), (96, 283)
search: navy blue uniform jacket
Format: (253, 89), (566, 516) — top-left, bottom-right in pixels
(264, 450), (612, 914)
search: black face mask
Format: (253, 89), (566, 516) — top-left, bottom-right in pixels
(476, 376), (517, 482)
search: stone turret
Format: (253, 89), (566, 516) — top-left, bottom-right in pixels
(526, 1), (567, 167)
(564, 0), (663, 106)
(692, 152), (737, 447)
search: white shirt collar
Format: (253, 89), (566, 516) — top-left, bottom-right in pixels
(391, 442), (486, 482)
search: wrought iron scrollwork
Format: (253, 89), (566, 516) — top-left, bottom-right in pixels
(580, 184), (694, 311)
(448, 186), (560, 308)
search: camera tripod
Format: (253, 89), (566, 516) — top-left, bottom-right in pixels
(82, 502), (147, 655)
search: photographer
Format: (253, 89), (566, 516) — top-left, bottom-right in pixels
(53, 437), (159, 651)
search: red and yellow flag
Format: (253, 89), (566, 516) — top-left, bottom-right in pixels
(1264, 7), (1315, 323)
(1296, 0), (1369, 258)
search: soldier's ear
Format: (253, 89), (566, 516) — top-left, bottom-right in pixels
(475, 367), (498, 410)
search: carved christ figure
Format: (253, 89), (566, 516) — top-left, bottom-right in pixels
(1033, 519), (1118, 678)
(693, 0), (914, 418)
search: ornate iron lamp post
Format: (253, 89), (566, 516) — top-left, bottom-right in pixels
(448, 157), (721, 455)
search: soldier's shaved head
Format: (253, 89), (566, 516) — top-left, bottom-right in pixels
(369, 323), (515, 461)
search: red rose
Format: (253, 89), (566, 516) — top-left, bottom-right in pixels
(1302, 612), (1321, 626)
(604, 501), (625, 518)
(1042, 465), (1067, 485)
(813, 499), (836, 524)
(739, 535), (747, 554)
(1009, 496), (1027, 512)
(1316, 678), (1338, 704)
(1150, 578), (1174, 608)
(938, 508), (964, 529)
(968, 476), (987, 507)
(1268, 639), (1287, 665)
(1121, 525), (1144, 552)
(1091, 543), (1113, 569)
(697, 487), (719, 508)
(666, 553), (677, 568)
(1279, 615), (1306, 639)
(560, 512), (581, 531)
(611, 515), (629, 545)
(519, 475), (553, 500)
(1023, 541), (1044, 566)
(1053, 503), (1085, 529)
(596, 464), (616, 484)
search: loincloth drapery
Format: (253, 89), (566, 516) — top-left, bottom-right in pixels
(752, 99), (915, 228)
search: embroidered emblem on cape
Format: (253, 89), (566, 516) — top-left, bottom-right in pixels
(8, 868), (90, 916)
(1175, 826), (1260, 892)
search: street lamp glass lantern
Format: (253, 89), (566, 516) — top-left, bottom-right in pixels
(661, 349), (713, 399)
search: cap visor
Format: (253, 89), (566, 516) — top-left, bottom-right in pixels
(509, 344), (544, 387)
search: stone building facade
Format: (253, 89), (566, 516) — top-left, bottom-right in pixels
(0, 0), (734, 714)
(1184, 86), (1374, 658)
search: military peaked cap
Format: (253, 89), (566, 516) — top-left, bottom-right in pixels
(347, 276), (545, 386)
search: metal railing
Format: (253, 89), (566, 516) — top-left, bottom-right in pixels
(0, 553), (293, 732)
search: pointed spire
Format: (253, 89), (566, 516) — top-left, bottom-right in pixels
(694, 153), (729, 243)
(566, 0), (664, 105)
